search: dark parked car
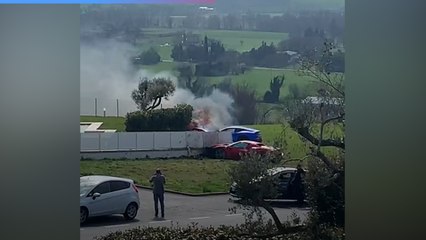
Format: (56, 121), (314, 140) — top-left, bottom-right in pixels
(229, 167), (306, 200)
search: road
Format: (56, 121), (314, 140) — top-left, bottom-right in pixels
(80, 188), (309, 240)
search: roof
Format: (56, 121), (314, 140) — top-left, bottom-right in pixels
(80, 175), (134, 185)
(232, 140), (263, 145)
(267, 167), (297, 175)
(219, 126), (260, 132)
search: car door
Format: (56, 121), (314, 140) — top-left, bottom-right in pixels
(86, 181), (113, 216)
(108, 180), (131, 214)
(228, 142), (248, 159)
(275, 171), (295, 199)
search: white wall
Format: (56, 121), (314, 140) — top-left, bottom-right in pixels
(81, 131), (232, 152)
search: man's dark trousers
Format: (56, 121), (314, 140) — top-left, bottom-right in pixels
(153, 193), (164, 217)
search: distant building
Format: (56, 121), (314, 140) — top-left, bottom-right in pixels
(302, 96), (344, 120)
(199, 6), (214, 11)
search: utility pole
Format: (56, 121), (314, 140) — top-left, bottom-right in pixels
(95, 98), (97, 117)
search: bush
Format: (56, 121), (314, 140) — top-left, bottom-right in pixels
(135, 47), (161, 65)
(96, 222), (308, 240)
(125, 104), (193, 131)
(303, 155), (345, 240)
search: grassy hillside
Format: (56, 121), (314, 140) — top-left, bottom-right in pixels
(135, 28), (289, 61)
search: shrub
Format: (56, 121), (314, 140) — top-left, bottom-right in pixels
(96, 222), (308, 240)
(135, 47), (161, 65)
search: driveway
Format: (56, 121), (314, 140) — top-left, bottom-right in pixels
(80, 188), (309, 240)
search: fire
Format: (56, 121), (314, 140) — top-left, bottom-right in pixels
(188, 108), (212, 130)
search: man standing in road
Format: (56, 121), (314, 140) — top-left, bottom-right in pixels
(149, 168), (166, 218)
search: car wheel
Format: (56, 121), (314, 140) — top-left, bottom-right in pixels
(123, 203), (138, 220)
(215, 149), (225, 159)
(80, 207), (88, 224)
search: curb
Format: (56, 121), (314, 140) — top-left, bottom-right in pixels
(136, 185), (229, 197)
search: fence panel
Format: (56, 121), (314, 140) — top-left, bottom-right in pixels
(219, 131), (233, 144)
(118, 132), (137, 150)
(81, 133), (100, 151)
(154, 132), (172, 150)
(170, 132), (187, 149)
(136, 132), (154, 150)
(203, 132), (219, 147)
(186, 132), (204, 148)
(81, 131), (229, 151)
(100, 133), (118, 150)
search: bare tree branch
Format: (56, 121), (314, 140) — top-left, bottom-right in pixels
(310, 147), (339, 173)
(260, 202), (284, 232)
(281, 155), (311, 165)
(291, 124), (345, 149)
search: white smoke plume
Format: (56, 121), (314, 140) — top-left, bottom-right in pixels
(80, 39), (234, 129)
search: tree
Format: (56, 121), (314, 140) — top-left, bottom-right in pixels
(207, 15), (221, 29)
(287, 41), (345, 235)
(263, 75), (285, 103)
(131, 77), (175, 111)
(176, 63), (194, 89)
(230, 84), (258, 125)
(228, 42), (345, 240)
(171, 44), (185, 61)
(214, 80), (257, 125)
(228, 152), (305, 237)
(136, 47), (161, 65)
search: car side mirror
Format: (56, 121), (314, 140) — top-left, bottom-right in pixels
(92, 192), (101, 200)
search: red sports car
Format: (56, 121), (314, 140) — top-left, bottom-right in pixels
(211, 140), (276, 160)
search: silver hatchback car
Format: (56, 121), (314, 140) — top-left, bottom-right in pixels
(80, 175), (140, 224)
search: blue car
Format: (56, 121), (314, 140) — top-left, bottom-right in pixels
(219, 126), (262, 142)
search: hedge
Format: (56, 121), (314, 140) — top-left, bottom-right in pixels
(125, 104), (193, 132)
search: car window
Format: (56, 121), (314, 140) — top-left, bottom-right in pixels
(278, 172), (294, 183)
(232, 142), (248, 149)
(110, 180), (130, 192)
(88, 182), (110, 196)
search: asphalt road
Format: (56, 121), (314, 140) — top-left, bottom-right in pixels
(80, 188), (309, 240)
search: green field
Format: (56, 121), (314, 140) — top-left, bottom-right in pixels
(135, 28), (289, 61)
(140, 61), (177, 73)
(80, 159), (235, 193)
(138, 63), (317, 100)
(207, 68), (317, 99)
(194, 30), (288, 52)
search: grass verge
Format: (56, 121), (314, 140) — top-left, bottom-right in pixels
(80, 116), (126, 132)
(80, 159), (236, 194)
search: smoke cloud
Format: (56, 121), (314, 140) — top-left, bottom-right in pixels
(80, 39), (234, 129)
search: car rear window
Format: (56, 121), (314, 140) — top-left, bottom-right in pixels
(90, 182), (110, 195)
(110, 180), (130, 192)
